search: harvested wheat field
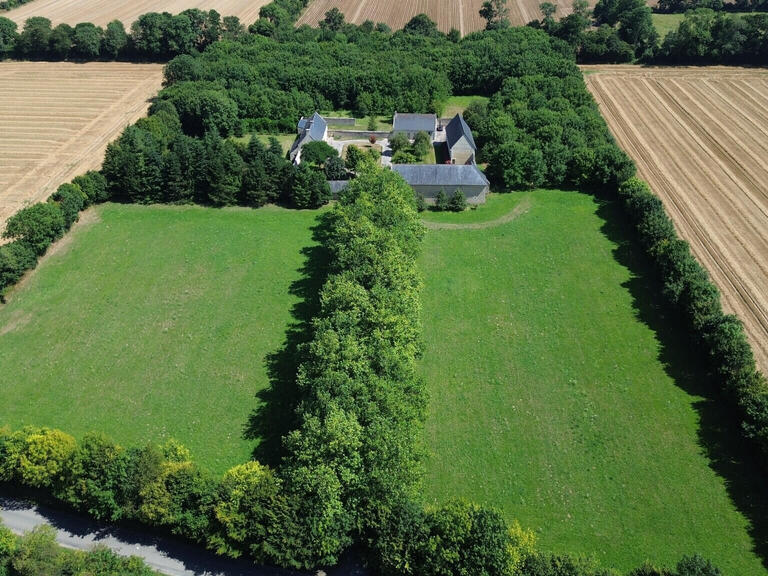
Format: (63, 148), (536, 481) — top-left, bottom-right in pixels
(5, 0), (270, 27)
(584, 65), (768, 372)
(0, 62), (163, 232)
(296, 0), (580, 34)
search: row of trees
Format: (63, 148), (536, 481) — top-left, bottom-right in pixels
(656, 0), (768, 12)
(101, 102), (330, 210)
(0, 9), (245, 60)
(536, 0), (768, 64)
(658, 9), (768, 63)
(618, 179), (768, 462)
(0, 0), (32, 10)
(0, 423), (720, 576)
(0, 171), (104, 299)
(0, 521), (159, 576)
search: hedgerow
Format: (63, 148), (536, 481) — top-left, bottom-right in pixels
(617, 178), (768, 455)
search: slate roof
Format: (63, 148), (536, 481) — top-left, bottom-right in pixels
(392, 164), (489, 187)
(445, 114), (476, 151)
(392, 112), (437, 133)
(291, 112), (328, 161)
(307, 112), (327, 141)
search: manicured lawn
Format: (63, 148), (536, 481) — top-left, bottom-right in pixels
(443, 95), (489, 117)
(419, 190), (766, 574)
(0, 203), (321, 475)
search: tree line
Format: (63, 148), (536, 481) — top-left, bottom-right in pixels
(656, 0), (768, 13)
(0, 0), (33, 10)
(532, 0), (768, 64)
(0, 9), (246, 61)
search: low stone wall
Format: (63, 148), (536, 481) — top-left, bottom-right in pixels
(324, 117), (356, 126)
(329, 129), (391, 139)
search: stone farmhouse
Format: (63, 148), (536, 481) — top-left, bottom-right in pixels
(289, 111), (488, 205)
(289, 112), (327, 163)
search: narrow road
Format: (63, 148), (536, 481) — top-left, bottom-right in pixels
(0, 496), (366, 576)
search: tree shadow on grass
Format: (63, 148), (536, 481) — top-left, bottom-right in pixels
(242, 212), (333, 467)
(596, 198), (768, 570)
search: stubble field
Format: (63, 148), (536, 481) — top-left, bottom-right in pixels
(296, 0), (582, 34)
(5, 0), (270, 27)
(583, 65), (768, 373)
(0, 62), (163, 233)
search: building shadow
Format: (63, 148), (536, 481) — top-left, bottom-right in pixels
(596, 198), (768, 569)
(242, 212), (333, 467)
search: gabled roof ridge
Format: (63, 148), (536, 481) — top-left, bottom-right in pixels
(445, 113), (476, 151)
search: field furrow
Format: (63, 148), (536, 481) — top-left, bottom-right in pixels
(295, 0), (589, 32)
(0, 62), (164, 233)
(584, 65), (768, 372)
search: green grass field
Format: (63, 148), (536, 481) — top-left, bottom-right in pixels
(421, 193), (520, 224)
(651, 13), (685, 38)
(0, 203), (321, 475)
(651, 12), (752, 37)
(419, 190), (766, 574)
(443, 95), (489, 117)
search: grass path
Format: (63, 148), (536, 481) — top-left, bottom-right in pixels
(422, 196), (531, 230)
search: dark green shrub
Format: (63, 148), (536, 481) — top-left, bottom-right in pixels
(52, 183), (86, 228)
(449, 190), (467, 212)
(291, 163), (331, 208)
(435, 189), (449, 211)
(0, 241), (36, 298)
(2, 202), (65, 256)
(675, 554), (721, 576)
(72, 171), (108, 204)
(300, 141), (337, 165)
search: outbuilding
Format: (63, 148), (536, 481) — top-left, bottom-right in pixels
(289, 112), (328, 163)
(445, 114), (477, 165)
(392, 164), (489, 205)
(392, 112), (437, 140)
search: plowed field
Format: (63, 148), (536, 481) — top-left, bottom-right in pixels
(0, 62), (163, 233)
(584, 65), (768, 372)
(5, 0), (270, 27)
(296, 0), (583, 33)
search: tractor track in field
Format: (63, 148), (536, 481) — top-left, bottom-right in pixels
(584, 65), (768, 372)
